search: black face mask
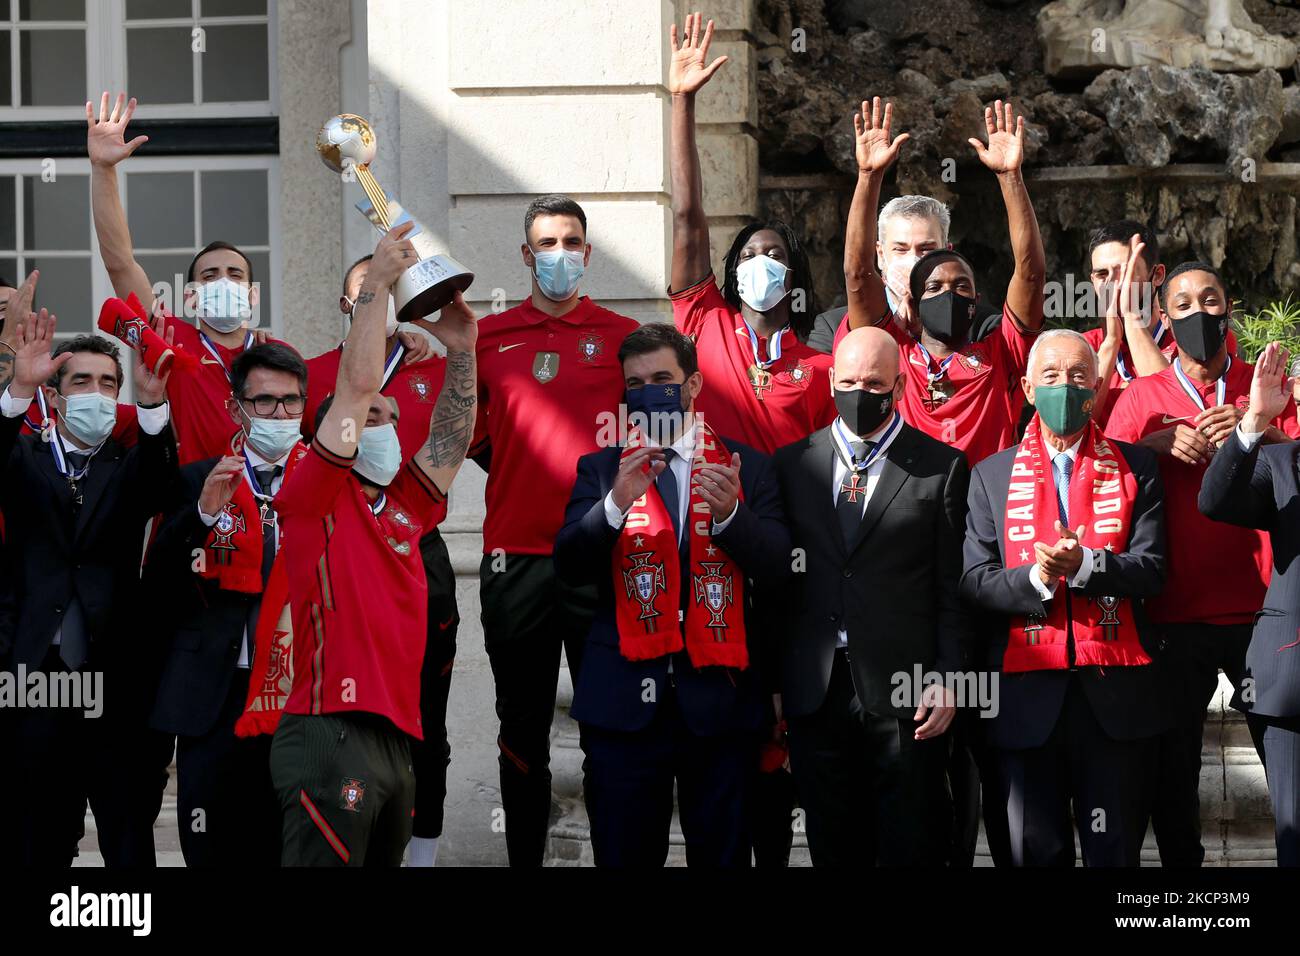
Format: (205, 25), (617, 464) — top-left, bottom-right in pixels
(1170, 309), (1229, 363)
(834, 384), (896, 437)
(918, 291), (978, 346)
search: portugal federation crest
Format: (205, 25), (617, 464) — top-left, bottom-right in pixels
(693, 561), (735, 629)
(408, 373), (434, 403)
(775, 359), (813, 390)
(621, 551), (666, 622)
(339, 778), (366, 813)
(577, 333), (605, 364)
(211, 504), (246, 559)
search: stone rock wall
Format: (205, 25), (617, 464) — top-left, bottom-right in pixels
(753, 0), (1300, 320)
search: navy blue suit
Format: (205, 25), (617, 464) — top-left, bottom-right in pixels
(554, 436), (789, 866)
(1200, 432), (1300, 866)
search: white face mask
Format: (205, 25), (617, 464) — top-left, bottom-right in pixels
(59, 392), (118, 447)
(884, 253), (920, 300)
(243, 413), (302, 461)
(196, 277), (253, 333)
(735, 254), (790, 313)
(354, 423), (402, 487)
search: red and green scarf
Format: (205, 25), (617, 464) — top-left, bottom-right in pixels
(1002, 416), (1151, 673)
(612, 421), (748, 669)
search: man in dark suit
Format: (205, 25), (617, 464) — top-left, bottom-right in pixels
(772, 325), (971, 866)
(963, 328), (1168, 867)
(1199, 341), (1300, 867)
(0, 311), (178, 867)
(144, 343), (309, 867)
(555, 322), (790, 867)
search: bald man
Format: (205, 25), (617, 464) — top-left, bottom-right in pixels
(962, 329), (1168, 867)
(770, 326), (972, 866)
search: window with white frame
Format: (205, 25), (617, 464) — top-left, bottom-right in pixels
(0, 0), (280, 337)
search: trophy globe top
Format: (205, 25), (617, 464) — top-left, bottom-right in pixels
(316, 114), (377, 173)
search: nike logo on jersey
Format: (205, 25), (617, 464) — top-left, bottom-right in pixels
(200, 356), (222, 365)
(1161, 414), (1193, 424)
(498, 343), (525, 352)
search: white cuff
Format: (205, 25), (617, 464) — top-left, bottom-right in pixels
(710, 499), (739, 535)
(197, 503), (218, 527)
(1236, 423), (1265, 451)
(1069, 546), (1094, 589)
(135, 401), (170, 435)
(604, 490), (630, 530)
(1029, 564), (1057, 602)
(0, 386), (32, 418)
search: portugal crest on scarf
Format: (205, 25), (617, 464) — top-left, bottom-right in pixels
(622, 551), (666, 622)
(212, 504), (245, 558)
(693, 562), (735, 629)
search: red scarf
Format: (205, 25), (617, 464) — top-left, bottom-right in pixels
(230, 442), (308, 737)
(198, 441), (305, 594)
(1002, 416), (1150, 673)
(612, 421), (748, 669)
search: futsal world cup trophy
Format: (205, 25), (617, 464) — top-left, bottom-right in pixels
(317, 114), (474, 321)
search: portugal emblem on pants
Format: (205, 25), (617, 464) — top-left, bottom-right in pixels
(340, 777), (366, 813)
(693, 561), (735, 629)
(622, 551), (666, 622)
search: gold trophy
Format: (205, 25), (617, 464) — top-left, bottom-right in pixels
(316, 114), (474, 321)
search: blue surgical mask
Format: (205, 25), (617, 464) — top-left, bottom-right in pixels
(244, 414), (302, 461)
(60, 392), (117, 447)
(735, 254), (790, 312)
(354, 423), (402, 487)
(531, 248), (585, 301)
(626, 382), (687, 445)
(196, 277), (252, 333)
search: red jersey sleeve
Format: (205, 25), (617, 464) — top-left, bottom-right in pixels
(995, 303), (1039, 377)
(1103, 383), (1147, 443)
(275, 440), (356, 521)
(388, 459), (449, 531)
(669, 274), (729, 338)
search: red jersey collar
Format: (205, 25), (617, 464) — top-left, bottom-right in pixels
(519, 295), (592, 327)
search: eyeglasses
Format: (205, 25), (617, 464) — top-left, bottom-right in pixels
(240, 394), (306, 416)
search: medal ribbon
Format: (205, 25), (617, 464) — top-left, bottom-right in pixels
(1172, 355), (1229, 412)
(833, 412), (900, 473)
(199, 330), (255, 384)
(743, 322), (788, 370)
(1115, 321), (1170, 382)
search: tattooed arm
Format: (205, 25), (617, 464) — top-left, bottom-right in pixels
(412, 292), (478, 494)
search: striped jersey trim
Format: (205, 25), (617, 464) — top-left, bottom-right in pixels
(312, 440), (357, 469)
(667, 272), (715, 301)
(409, 462), (447, 504)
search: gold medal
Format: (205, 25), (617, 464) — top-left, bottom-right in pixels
(748, 364), (773, 401)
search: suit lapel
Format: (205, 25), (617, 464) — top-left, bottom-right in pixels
(847, 425), (915, 556)
(30, 440), (76, 549)
(806, 428), (845, 552)
(73, 441), (125, 543)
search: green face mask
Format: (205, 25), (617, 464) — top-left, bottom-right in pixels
(1034, 383), (1094, 436)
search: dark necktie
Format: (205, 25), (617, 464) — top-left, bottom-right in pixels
(837, 439), (876, 547)
(254, 464), (283, 584)
(655, 449), (681, 544)
(60, 449), (94, 668)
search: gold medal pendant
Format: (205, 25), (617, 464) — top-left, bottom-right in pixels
(748, 363), (773, 401)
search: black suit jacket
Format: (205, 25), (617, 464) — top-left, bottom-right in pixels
(1199, 434), (1300, 718)
(553, 437), (790, 736)
(0, 408), (179, 688)
(144, 456), (259, 738)
(772, 421), (972, 719)
(961, 439), (1170, 749)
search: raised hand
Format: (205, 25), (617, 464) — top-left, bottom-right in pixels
(854, 97), (909, 175)
(668, 11), (728, 96)
(416, 290), (478, 355)
(134, 322), (174, 406)
(12, 309), (70, 398)
(1244, 341), (1292, 432)
(86, 92), (149, 168)
(612, 446), (668, 514)
(398, 328), (435, 364)
(969, 100), (1025, 175)
(198, 455), (245, 519)
(1, 270), (38, 350)
(694, 451), (742, 521)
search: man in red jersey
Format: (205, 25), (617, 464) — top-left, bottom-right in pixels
(87, 91), (293, 464)
(841, 96), (1047, 468)
(470, 193), (638, 866)
(268, 222), (477, 866)
(303, 254), (456, 867)
(1081, 220), (1240, 427)
(1106, 260), (1296, 867)
(667, 14), (835, 456)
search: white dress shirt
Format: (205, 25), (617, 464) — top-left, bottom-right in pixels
(198, 441), (289, 668)
(1028, 436), (1095, 602)
(1, 386), (170, 649)
(830, 412), (902, 646)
